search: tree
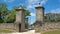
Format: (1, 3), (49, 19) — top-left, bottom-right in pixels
(0, 2), (8, 23)
(44, 13), (60, 22)
(4, 10), (16, 23)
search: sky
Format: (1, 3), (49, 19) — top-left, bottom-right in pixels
(0, 0), (60, 25)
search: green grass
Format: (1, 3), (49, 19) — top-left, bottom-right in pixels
(42, 29), (60, 34)
(0, 29), (14, 33)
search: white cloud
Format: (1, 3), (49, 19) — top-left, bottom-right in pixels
(50, 8), (60, 13)
(27, 5), (33, 9)
(40, 0), (47, 6)
(4, 0), (15, 2)
(45, 8), (60, 14)
(30, 13), (36, 16)
(27, 5), (37, 9)
(26, 0), (48, 9)
(26, 0), (39, 9)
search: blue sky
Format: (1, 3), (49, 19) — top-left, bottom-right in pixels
(0, 0), (60, 25)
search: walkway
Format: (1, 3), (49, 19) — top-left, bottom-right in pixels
(11, 30), (40, 34)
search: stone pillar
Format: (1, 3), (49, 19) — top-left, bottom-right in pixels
(15, 7), (25, 32)
(36, 6), (44, 25)
(35, 5), (44, 32)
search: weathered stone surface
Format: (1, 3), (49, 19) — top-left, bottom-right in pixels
(34, 5), (44, 32)
(39, 22), (60, 32)
(15, 7), (25, 32)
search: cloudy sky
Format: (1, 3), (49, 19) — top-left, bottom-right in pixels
(0, 0), (60, 25)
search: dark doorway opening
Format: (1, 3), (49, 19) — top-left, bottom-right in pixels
(19, 23), (21, 32)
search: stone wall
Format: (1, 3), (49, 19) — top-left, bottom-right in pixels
(0, 23), (17, 32)
(34, 22), (60, 32)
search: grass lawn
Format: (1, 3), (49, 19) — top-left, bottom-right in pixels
(42, 29), (60, 34)
(0, 29), (14, 33)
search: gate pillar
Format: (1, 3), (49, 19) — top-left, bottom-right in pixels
(15, 7), (25, 32)
(34, 3), (44, 32)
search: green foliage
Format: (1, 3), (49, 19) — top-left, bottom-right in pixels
(44, 13), (60, 22)
(50, 19), (55, 22)
(25, 18), (28, 29)
(0, 2), (7, 11)
(13, 5), (26, 9)
(0, 18), (3, 23)
(19, 5), (26, 9)
(4, 10), (16, 23)
(57, 18), (60, 22)
(25, 10), (30, 29)
(0, 2), (8, 23)
(25, 10), (30, 16)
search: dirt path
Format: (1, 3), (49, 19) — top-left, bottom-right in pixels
(11, 30), (40, 34)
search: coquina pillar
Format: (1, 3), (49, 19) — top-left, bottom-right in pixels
(16, 7), (25, 32)
(35, 4), (44, 32)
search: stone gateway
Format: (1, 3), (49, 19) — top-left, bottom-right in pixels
(0, 3), (60, 33)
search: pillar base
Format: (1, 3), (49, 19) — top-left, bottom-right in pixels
(34, 21), (43, 33)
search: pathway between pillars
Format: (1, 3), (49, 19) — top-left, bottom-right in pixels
(6, 30), (41, 34)
(12, 30), (41, 34)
